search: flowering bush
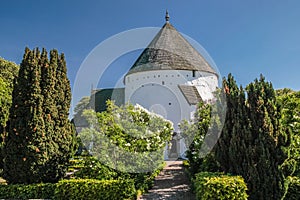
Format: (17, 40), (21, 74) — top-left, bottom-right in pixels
(78, 100), (173, 173)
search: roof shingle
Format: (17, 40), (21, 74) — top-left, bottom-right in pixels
(178, 85), (203, 105)
(126, 22), (216, 75)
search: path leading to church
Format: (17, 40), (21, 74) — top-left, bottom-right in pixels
(138, 161), (196, 200)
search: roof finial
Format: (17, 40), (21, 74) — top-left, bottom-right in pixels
(165, 10), (170, 22)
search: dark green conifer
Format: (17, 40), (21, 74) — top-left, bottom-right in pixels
(214, 74), (288, 200)
(3, 48), (45, 183)
(3, 48), (76, 184)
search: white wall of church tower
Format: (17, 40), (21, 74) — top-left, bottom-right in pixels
(124, 69), (218, 131)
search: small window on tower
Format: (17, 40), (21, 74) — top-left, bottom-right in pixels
(162, 81), (165, 85)
(192, 70), (196, 77)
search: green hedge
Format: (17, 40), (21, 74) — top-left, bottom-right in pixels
(0, 182), (55, 199)
(73, 156), (165, 193)
(0, 179), (136, 200)
(55, 179), (136, 200)
(193, 172), (248, 200)
(285, 176), (300, 200)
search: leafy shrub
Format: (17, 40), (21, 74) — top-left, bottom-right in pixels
(78, 101), (173, 173)
(55, 179), (136, 200)
(285, 176), (300, 200)
(0, 179), (136, 199)
(73, 156), (119, 180)
(73, 156), (164, 193)
(193, 172), (248, 200)
(0, 182), (55, 199)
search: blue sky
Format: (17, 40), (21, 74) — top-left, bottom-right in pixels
(1, 0), (300, 109)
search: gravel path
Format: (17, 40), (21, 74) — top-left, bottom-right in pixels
(138, 161), (196, 200)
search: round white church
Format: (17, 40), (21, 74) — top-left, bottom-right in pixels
(93, 12), (218, 159)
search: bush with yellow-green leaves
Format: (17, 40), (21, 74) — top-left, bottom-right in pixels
(193, 172), (248, 200)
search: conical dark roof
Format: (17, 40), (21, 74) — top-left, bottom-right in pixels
(126, 22), (216, 75)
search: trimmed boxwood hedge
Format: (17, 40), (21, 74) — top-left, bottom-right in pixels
(0, 182), (55, 199)
(0, 179), (136, 200)
(55, 179), (136, 200)
(193, 172), (248, 200)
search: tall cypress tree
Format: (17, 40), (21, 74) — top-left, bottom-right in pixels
(245, 76), (287, 199)
(40, 50), (76, 182)
(3, 48), (45, 183)
(214, 74), (240, 172)
(214, 74), (289, 200)
(3, 48), (76, 184)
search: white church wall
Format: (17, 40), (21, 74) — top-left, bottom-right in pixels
(125, 70), (204, 130)
(125, 69), (217, 130)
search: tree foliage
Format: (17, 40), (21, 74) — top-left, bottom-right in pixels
(0, 58), (19, 136)
(72, 96), (90, 127)
(179, 101), (212, 175)
(214, 74), (289, 200)
(0, 77), (9, 136)
(179, 89), (225, 176)
(276, 89), (300, 177)
(0, 58), (19, 169)
(78, 100), (173, 173)
(3, 47), (76, 184)
(182, 74), (294, 199)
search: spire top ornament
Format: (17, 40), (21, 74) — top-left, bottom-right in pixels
(165, 10), (170, 22)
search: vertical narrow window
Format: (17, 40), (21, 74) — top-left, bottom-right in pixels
(162, 81), (165, 85)
(192, 70), (196, 77)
